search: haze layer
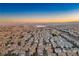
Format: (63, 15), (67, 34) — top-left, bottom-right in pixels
(0, 3), (79, 23)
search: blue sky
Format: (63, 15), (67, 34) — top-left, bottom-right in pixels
(0, 3), (79, 16)
(0, 3), (79, 23)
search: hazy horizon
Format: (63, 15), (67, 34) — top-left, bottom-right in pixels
(0, 3), (79, 23)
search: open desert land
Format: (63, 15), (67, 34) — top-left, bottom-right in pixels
(0, 22), (79, 56)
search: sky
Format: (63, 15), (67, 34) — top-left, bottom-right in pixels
(0, 3), (79, 23)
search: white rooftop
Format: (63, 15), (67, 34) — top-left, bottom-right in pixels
(35, 25), (46, 27)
